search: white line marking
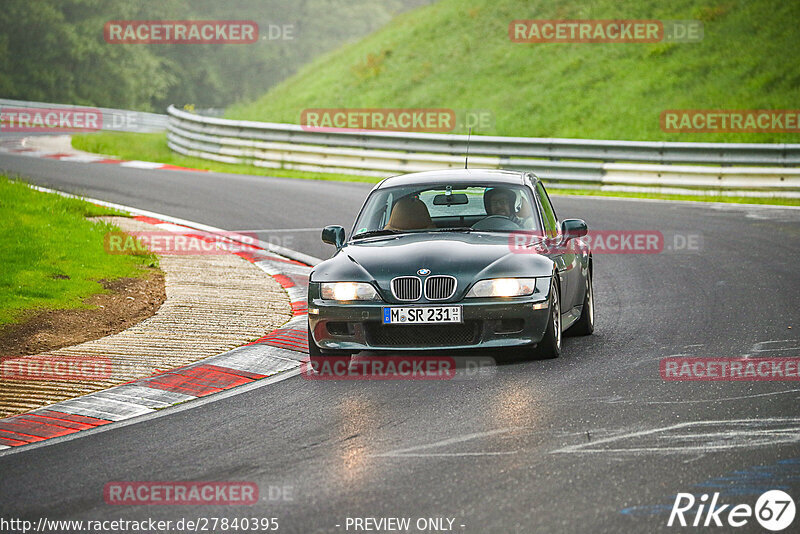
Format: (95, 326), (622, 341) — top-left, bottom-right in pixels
(119, 160), (165, 169)
(12, 150), (51, 157)
(638, 389), (800, 404)
(89, 390), (182, 409)
(667, 429), (800, 439)
(561, 441), (800, 455)
(45, 404), (129, 422)
(230, 228), (322, 233)
(745, 339), (800, 357)
(63, 395), (156, 412)
(53, 398), (153, 421)
(372, 427), (526, 457)
(57, 154), (106, 163)
(377, 451), (519, 457)
(99, 384), (196, 405)
(551, 417), (800, 454)
(755, 339), (798, 345)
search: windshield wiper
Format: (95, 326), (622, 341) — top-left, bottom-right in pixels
(351, 229), (404, 239)
(434, 227), (474, 232)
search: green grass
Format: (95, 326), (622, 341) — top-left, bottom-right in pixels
(71, 132), (378, 183)
(227, 0), (800, 143)
(72, 131), (800, 206)
(0, 175), (158, 326)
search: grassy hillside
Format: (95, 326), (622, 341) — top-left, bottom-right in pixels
(227, 0), (800, 143)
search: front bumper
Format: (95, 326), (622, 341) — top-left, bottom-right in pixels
(308, 296), (551, 352)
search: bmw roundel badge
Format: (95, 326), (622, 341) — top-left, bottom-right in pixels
(417, 268), (431, 276)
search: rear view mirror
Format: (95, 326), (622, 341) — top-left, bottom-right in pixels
(433, 193), (468, 205)
(321, 225), (345, 249)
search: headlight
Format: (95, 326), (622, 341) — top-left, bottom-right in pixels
(466, 278), (537, 298)
(320, 282), (379, 301)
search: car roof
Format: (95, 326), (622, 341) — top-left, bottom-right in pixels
(375, 169), (535, 189)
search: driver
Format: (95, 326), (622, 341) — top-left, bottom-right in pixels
(485, 187), (514, 216)
(484, 187), (524, 225)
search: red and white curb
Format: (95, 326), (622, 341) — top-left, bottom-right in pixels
(0, 136), (206, 172)
(0, 193), (315, 452)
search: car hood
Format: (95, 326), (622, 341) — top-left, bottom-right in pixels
(311, 232), (554, 303)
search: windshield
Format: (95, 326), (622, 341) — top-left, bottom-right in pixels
(352, 183), (542, 238)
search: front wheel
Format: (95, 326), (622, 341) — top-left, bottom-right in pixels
(307, 325), (351, 369)
(568, 269), (594, 336)
(533, 279), (562, 359)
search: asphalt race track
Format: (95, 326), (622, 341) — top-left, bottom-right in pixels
(1, 151), (800, 533)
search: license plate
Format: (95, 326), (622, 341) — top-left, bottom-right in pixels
(382, 306), (462, 325)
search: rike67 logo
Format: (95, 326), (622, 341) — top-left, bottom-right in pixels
(668, 490), (796, 530)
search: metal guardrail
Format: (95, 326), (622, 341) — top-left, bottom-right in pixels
(0, 98), (167, 133)
(167, 106), (800, 196)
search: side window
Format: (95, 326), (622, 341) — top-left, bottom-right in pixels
(535, 182), (558, 238)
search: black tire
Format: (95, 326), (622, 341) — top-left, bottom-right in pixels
(567, 268), (594, 336)
(308, 324), (323, 357)
(533, 278), (562, 359)
(307, 324), (350, 370)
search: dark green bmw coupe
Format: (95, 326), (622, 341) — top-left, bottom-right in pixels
(308, 169), (594, 362)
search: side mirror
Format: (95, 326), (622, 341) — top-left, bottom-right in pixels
(321, 225), (346, 249)
(561, 218), (588, 239)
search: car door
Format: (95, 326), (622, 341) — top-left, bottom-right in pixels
(534, 182), (581, 313)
